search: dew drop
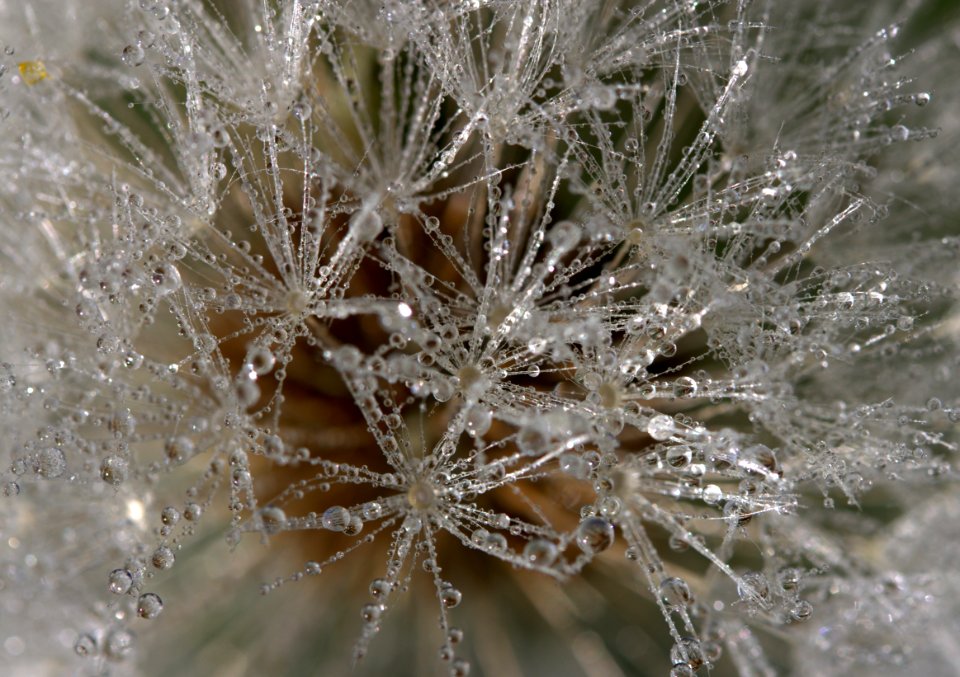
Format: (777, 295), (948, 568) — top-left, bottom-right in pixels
(108, 568), (133, 595)
(362, 502), (383, 520)
(75, 633), (97, 657)
(137, 592), (163, 619)
(790, 599), (813, 621)
(660, 577), (693, 610)
(737, 571), (770, 603)
(104, 629), (133, 659)
(702, 484), (722, 504)
(647, 414), (675, 441)
(258, 506), (287, 534)
(183, 502), (202, 521)
(440, 585), (462, 608)
(247, 346), (276, 375)
(35, 447), (66, 479)
(121, 44), (145, 66)
(151, 546), (175, 570)
(321, 506), (351, 531)
(160, 506), (180, 526)
(369, 578), (391, 600)
(484, 532), (507, 552)
(361, 603), (383, 622)
(576, 516), (615, 554)
(522, 539), (559, 566)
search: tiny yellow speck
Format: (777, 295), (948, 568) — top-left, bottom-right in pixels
(18, 61), (48, 85)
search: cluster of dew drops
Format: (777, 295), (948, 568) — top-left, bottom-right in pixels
(0, 1), (953, 676)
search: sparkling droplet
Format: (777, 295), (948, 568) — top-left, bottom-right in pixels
(104, 629), (133, 659)
(247, 346), (276, 375)
(121, 44), (145, 66)
(137, 592), (163, 619)
(361, 603), (383, 622)
(257, 506), (286, 534)
(35, 447), (66, 479)
(670, 637), (705, 669)
(321, 506), (351, 531)
(369, 578), (391, 600)
(702, 484), (722, 504)
(75, 633), (97, 657)
(362, 502), (383, 520)
(484, 532), (507, 552)
(647, 414), (675, 441)
(440, 585), (462, 608)
(790, 599), (813, 621)
(151, 546), (175, 570)
(160, 506), (181, 526)
(737, 571), (770, 603)
(108, 568), (133, 595)
(184, 502), (202, 521)
(522, 539), (559, 566)
(659, 577), (693, 609)
(576, 516), (615, 554)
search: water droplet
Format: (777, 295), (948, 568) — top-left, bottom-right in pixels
(522, 539), (558, 566)
(660, 577), (693, 609)
(369, 578), (391, 599)
(151, 263), (182, 295)
(576, 516), (615, 554)
(121, 44), (145, 66)
(451, 658), (471, 676)
(777, 567), (802, 592)
(440, 585), (462, 608)
(35, 447), (66, 478)
(362, 502), (383, 520)
(75, 633), (97, 657)
(670, 637), (704, 669)
(108, 568), (133, 595)
(321, 506), (351, 531)
(247, 346), (276, 375)
(343, 515), (364, 536)
(100, 456), (127, 487)
(547, 221), (581, 254)
(790, 599), (813, 621)
(159, 507), (180, 527)
(484, 532), (507, 552)
(361, 603), (383, 622)
(737, 571), (770, 603)
(647, 414), (675, 441)
(184, 502), (202, 521)
(137, 592), (163, 619)
(702, 484), (722, 504)
(104, 629), (133, 659)
(258, 506), (287, 534)
(151, 546), (175, 570)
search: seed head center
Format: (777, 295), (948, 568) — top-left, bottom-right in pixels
(407, 479), (438, 511)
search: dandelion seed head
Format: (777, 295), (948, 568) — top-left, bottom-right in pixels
(0, 0), (956, 674)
